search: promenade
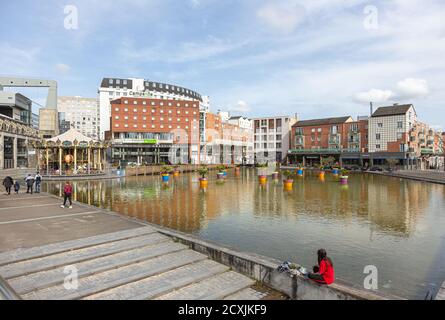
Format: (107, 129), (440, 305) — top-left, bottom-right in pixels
(375, 170), (445, 185)
(0, 192), (277, 300)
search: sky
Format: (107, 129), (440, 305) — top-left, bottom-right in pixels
(1, 0), (444, 129)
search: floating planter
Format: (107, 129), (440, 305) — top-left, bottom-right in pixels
(284, 179), (294, 190)
(161, 174), (170, 182)
(340, 176), (349, 185)
(217, 172), (225, 180)
(173, 170), (180, 177)
(272, 172), (279, 180)
(282, 170), (295, 190)
(319, 170), (325, 179)
(199, 178), (208, 188)
(258, 175), (267, 184)
(332, 168), (339, 175)
(297, 168), (304, 176)
(223, 171), (228, 178)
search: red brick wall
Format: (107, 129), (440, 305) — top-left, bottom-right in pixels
(110, 97), (200, 144)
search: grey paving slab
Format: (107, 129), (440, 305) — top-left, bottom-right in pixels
(83, 260), (229, 300)
(0, 226), (153, 264)
(155, 271), (255, 300)
(224, 288), (267, 300)
(22, 250), (207, 300)
(9, 242), (188, 294)
(0, 232), (168, 279)
(0, 206), (96, 223)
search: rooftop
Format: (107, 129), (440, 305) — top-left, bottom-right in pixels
(372, 104), (414, 117)
(294, 116), (353, 127)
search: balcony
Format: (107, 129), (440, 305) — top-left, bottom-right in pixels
(328, 134), (341, 145)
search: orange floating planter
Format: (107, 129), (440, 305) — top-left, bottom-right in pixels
(258, 175), (267, 184)
(199, 178), (208, 188)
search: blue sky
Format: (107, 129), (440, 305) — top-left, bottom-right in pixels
(1, 0), (444, 129)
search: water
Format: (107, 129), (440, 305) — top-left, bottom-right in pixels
(44, 169), (445, 299)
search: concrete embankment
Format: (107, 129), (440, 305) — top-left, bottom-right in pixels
(0, 191), (398, 300)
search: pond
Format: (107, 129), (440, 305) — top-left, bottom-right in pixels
(44, 169), (445, 299)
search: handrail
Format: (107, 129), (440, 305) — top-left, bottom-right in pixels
(0, 276), (21, 300)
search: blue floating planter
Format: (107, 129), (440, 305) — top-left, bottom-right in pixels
(162, 174), (170, 182)
(332, 169), (339, 175)
(297, 169), (303, 176)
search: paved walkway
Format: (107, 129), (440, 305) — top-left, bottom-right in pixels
(436, 281), (445, 300)
(376, 170), (445, 185)
(0, 192), (276, 300)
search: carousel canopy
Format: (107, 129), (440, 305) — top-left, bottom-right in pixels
(46, 129), (95, 144)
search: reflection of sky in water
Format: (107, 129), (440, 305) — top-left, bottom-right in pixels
(44, 170), (445, 299)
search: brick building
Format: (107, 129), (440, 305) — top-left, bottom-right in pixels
(108, 97), (201, 165)
(289, 116), (370, 166)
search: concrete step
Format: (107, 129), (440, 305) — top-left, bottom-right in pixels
(9, 241), (188, 295)
(0, 226), (155, 265)
(154, 271), (255, 300)
(83, 260), (229, 300)
(0, 233), (170, 279)
(22, 250), (207, 300)
(224, 288), (268, 300)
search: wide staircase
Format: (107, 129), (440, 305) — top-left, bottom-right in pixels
(0, 226), (271, 300)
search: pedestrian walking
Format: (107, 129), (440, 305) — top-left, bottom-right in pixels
(2, 176), (13, 195)
(14, 180), (20, 194)
(61, 181), (73, 209)
(35, 172), (42, 193)
(25, 174), (35, 194)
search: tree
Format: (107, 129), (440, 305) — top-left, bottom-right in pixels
(386, 159), (399, 169)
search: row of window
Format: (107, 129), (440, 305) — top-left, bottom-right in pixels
(254, 143), (283, 149)
(114, 116), (197, 122)
(114, 107), (197, 115)
(114, 124), (196, 130)
(121, 100), (198, 108)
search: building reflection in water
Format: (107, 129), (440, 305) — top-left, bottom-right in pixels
(43, 170), (436, 237)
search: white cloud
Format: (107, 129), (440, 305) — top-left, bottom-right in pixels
(355, 89), (394, 103)
(228, 100), (251, 113)
(396, 78), (430, 99)
(56, 63), (71, 74)
(256, 1), (306, 34)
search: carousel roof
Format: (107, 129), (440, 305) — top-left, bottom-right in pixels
(46, 129), (95, 144)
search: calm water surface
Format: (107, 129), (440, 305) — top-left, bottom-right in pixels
(44, 169), (445, 299)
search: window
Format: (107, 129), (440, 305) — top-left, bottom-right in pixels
(318, 128), (322, 133)
(376, 144), (381, 149)
(377, 123), (383, 128)
(376, 134), (381, 140)
(397, 121), (403, 129)
(124, 100), (128, 104)
(311, 128), (316, 133)
(397, 133), (403, 140)
(133, 101), (137, 105)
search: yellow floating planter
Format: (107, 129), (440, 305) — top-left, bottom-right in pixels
(199, 178), (208, 188)
(258, 175), (267, 184)
(284, 179), (294, 190)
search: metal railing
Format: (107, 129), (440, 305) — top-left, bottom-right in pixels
(0, 276), (21, 300)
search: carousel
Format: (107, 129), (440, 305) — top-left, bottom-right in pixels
(32, 129), (110, 177)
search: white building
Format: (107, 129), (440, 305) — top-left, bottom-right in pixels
(98, 77), (206, 140)
(57, 96), (100, 140)
(368, 104), (416, 154)
(252, 116), (297, 163)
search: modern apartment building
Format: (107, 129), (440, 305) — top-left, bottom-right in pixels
(0, 92), (39, 169)
(58, 96), (100, 140)
(289, 116), (369, 166)
(252, 116), (297, 163)
(368, 104), (417, 165)
(98, 78), (207, 140)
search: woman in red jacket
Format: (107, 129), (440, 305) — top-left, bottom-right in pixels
(308, 249), (335, 285)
